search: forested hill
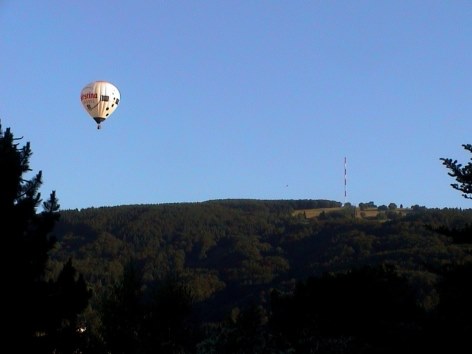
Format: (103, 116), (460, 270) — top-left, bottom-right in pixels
(50, 199), (472, 323)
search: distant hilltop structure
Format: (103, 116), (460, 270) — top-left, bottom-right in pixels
(344, 157), (347, 205)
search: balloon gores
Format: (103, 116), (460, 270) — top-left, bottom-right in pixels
(80, 81), (120, 129)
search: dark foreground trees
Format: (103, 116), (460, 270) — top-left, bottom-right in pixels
(0, 124), (91, 353)
(98, 261), (198, 353)
(269, 265), (423, 354)
(435, 145), (472, 352)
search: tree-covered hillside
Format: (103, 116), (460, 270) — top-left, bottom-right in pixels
(51, 200), (472, 325)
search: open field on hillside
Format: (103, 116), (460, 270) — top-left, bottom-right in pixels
(293, 207), (344, 218)
(293, 207), (411, 219)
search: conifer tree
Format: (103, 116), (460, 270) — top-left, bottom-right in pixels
(0, 123), (91, 353)
(441, 144), (472, 199)
(436, 145), (472, 351)
(440, 145), (472, 244)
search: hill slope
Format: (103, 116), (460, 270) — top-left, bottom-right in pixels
(51, 199), (472, 322)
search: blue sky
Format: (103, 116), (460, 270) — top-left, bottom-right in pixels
(1, 0), (471, 210)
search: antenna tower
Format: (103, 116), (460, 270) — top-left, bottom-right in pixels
(344, 157), (347, 205)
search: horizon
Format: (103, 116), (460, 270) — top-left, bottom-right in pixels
(59, 197), (472, 212)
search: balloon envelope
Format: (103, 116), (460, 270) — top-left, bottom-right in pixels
(80, 81), (120, 127)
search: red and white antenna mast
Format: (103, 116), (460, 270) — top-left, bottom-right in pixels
(344, 157), (347, 205)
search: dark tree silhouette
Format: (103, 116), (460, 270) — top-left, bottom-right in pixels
(436, 145), (472, 352)
(269, 265), (423, 353)
(0, 123), (91, 353)
(440, 145), (472, 244)
(99, 261), (144, 354)
(99, 261), (197, 354)
(441, 144), (472, 199)
(198, 304), (269, 354)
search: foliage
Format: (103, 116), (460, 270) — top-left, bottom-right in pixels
(0, 123), (91, 353)
(441, 144), (472, 199)
(269, 264), (423, 353)
(98, 260), (198, 353)
(51, 201), (472, 332)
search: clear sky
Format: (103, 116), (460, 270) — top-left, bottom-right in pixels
(1, 0), (471, 210)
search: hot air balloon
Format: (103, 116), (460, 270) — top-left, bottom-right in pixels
(80, 81), (120, 129)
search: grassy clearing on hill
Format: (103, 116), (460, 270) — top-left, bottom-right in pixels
(293, 207), (411, 219)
